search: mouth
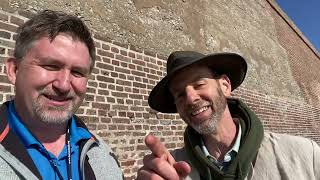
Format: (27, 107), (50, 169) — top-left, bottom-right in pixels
(186, 102), (213, 124)
(43, 94), (73, 105)
(191, 105), (210, 116)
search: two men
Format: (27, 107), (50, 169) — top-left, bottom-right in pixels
(138, 51), (320, 179)
(1, 10), (122, 179)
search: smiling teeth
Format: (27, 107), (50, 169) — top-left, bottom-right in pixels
(191, 106), (208, 116)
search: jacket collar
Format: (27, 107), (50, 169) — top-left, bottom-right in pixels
(0, 102), (41, 179)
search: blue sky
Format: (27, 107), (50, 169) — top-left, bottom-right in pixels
(276, 0), (320, 51)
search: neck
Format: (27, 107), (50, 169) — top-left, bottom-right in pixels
(14, 103), (69, 157)
(202, 108), (237, 162)
(29, 123), (68, 157)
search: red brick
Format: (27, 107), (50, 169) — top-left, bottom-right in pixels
(112, 118), (130, 124)
(0, 47), (5, 55)
(120, 62), (128, 67)
(132, 59), (145, 66)
(115, 67), (130, 74)
(0, 13), (9, 22)
(111, 92), (128, 98)
(92, 102), (110, 110)
(102, 44), (110, 50)
(102, 57), (111, 63)
(131, 70), (145, 77)
(0, 21), (17, 32)
(111, 47), (119, 53)
(116, 85), (124, 91)
(0, 30), (11, 39)
(0, 39), (15, 48)
(108, 124), (117, 130)
(94, 41), (101, 48)
(97, 49), (114, 58)
(121, 160), (135, 167)
(120, 50), (127, 56)
(96, 75), (115, 83)
(133, 82), (146, 88)
(128, 52), (135, 58)
(108, 84), (115, 90)
(116, 54), (130, 62)
(96, 62), (114, 71)
(84, 94), (94, 101)
(10, 16), (25, 26)
(116, 79), (132, 86)
(0, 85), (11, 92)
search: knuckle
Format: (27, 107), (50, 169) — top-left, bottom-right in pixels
(152, 157), (167, 170)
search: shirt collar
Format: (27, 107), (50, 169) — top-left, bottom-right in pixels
(7, 100), (91, 148)
(201, 118), (242, 164)
(7, 101), (39, 147)
(69, 116), (91, 146)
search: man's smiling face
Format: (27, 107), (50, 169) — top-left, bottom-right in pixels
(169, 65), (228, 135)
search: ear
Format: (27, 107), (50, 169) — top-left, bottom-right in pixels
(5, 57), (19, 85)
(218, 74), (232, 97)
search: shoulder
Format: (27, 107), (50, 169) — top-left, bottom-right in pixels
(85, 133), (123, 179)
(254, 132), (320, 179)
(259, 131), (320, 162)
(262, 131), (318, 149)
(90, 132), (114, 152)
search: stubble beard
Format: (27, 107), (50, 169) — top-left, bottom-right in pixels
(32, 103), (73, 125)
(192, 89), (227, 135)
(32, 93), (82, 125)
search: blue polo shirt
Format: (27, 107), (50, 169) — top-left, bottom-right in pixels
(7, 101), (91, 180)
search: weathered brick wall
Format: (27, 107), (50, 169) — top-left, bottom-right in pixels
(0, 3), (319, 179)
(267, 0), (320, 107)
(233, 88), (320, 142)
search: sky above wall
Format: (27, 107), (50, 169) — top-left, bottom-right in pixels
(276, 0), (320, 52)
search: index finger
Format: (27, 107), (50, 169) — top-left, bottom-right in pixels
(145, 134), (176, 164)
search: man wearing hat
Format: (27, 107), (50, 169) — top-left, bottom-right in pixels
(137, 51), (320, 180)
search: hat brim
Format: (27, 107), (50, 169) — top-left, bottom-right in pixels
(148, 52), (247, 113)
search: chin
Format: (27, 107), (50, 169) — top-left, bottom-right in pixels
(193, 120), (218, 135)
(37, 110), (72, 125)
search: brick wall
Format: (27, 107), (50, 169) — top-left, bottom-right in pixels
(267, 0), (320, 108)
(0, 6), (319, 180)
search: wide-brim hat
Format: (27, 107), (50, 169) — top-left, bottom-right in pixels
(148, 51), (247, 113)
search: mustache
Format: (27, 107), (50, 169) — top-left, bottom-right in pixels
(39, 88), (76, 99)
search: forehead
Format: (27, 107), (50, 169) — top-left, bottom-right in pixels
(29, 34), (91, 67)
(171, 64), (212, 80)
(169, 64), (213, 88)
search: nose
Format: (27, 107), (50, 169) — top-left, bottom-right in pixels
(52, 70), (71, 93)
(185, 86), (200, 104)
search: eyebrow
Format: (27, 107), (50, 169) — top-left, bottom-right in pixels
(170, 74), (209, 92)
(37, 57), (90, 73)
